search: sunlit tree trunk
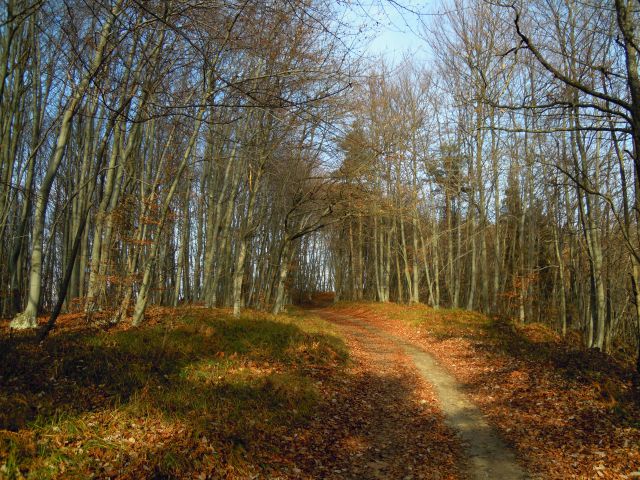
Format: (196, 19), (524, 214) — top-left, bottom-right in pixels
(11, 1), (122, 328)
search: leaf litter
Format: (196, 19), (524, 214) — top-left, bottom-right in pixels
(332, 302), (640, 480)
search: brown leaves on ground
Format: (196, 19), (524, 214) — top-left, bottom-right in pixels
(0, 305), (462, 479)
(291, 311), (463, 479)
(333, 303), (640, 480)
(0, 307), (349, 479)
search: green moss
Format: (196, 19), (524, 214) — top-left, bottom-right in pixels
(0, 308), (348, 478)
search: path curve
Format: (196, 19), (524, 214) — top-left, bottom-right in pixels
(316, 309), (529, 480)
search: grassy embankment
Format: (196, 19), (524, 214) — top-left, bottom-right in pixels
(0, 307), (347, 479)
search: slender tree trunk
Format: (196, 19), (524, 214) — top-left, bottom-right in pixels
(272, 239), (292, 314)
(11, 0), (122, 329)
(131, 101), (205, 326)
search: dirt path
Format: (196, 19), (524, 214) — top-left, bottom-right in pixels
(302, 310), (462, 479)
(316, 309), (529, 480)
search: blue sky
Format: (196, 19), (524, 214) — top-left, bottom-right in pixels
(347, 1), (432, 64)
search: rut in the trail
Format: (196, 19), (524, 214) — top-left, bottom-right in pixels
(308, 308), (463, 479)
(317, 310), (529, 480)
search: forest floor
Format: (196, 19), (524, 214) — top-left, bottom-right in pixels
(0, 303), (639, 479)
(316, 309), (527, 480)
(328, 302), (640, 480)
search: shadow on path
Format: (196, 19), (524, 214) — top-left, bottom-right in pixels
(316, 309), (529, 480)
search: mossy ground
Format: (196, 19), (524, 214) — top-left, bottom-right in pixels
(0, 307), (347, 479)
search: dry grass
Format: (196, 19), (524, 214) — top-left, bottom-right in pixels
(0, 307), (347, 479)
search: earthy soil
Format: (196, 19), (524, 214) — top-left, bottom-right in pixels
(316, 309), (529, 480)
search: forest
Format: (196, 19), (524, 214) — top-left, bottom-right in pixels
(1, 0), (640, 478)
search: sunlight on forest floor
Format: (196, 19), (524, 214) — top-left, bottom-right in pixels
(2, 304), (640, 479)
(331, 302), (640, 479)
(0, 308), (347, 479)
